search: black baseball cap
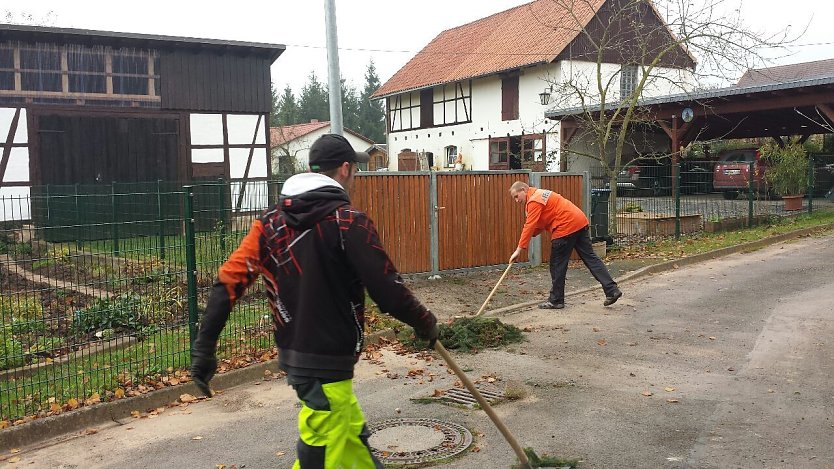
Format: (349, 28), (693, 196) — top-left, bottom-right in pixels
(308, 134), (370, 171)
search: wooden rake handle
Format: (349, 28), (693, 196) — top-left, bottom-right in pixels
(434, 340), (532, 469)
(474, 262), (514, 317)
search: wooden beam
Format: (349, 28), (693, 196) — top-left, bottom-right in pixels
(797, 134), (811, 145)
(657, 120), (672, 139)
(655, 91), (834, 119)
(817, 103), (834, 125)
(0, 108), (21, 188)
(234, 114), (264, 213)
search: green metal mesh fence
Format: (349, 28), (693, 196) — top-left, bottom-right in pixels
(0, 180), (282, 423)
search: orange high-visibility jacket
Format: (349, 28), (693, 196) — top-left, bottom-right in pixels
(517, 187), (588, 249)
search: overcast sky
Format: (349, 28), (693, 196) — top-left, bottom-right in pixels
(4, 0), (833, 95)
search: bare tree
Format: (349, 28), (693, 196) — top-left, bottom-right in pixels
(3, 9), (57, 25)
(542, 0), (797, 232)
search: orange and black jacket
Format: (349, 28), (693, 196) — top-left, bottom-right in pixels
(193, 177), (436, 380)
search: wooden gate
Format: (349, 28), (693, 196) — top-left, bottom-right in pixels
(351, 173), (431, 274)
(436, 172), (529, 270)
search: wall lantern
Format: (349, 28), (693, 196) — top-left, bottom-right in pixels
(539, 86), (553, 106)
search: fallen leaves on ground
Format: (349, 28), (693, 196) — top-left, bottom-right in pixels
(666, 398), (680, 403)
(642, 390), (653, 397)
(665, 387), (676, 392)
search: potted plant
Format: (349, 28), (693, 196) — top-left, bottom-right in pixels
(759, 141), (809, 211)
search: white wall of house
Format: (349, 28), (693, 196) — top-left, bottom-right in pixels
(190, 112), (269, 211)
(564, 127), (670, 176)
(272, 127), (372, 173)
(387, 62), (561, 171)
(385, 59), (693, 172)
(0, 107), (30, 221)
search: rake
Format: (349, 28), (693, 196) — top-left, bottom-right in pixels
(474, 261), (514, 317)
(433, 340), (533, 469)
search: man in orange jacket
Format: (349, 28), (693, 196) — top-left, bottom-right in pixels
(508, 181), (621, 309)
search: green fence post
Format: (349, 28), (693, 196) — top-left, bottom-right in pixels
(184, 186), (199, 348)
(674, 163), (681, 239)
(74, 183), (82, 249)
(111, 182), (120, 256)
(217, 178), (227, 254)
(44, 184), (50, 221)
(157, 180), (166, 260)
(808, 154), (814, 214)
(747, 161), (754, 228)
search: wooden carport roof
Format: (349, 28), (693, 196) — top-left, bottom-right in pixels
(546, 76), (834, 151)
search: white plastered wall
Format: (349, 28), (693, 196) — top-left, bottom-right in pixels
(190, 113), (269, 212)
(0, 107), (30, 221)
(274, 126), (372, 173)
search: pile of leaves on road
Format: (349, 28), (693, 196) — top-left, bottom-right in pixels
(399, 317), (524, 352)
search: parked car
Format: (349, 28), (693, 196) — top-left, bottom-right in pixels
(712, 149), (768, 199)
(713, 149), (834, 200)
(612, 156), (713, 196)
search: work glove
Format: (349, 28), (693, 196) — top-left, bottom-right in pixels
(415, 323), (440, 350)
(189, 353), (217, 397)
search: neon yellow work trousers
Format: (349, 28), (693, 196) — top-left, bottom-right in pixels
(290, 377), (382, 469)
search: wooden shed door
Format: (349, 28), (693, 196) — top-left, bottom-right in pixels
(35, 114), (180, 185)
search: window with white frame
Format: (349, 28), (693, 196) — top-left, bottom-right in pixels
(445, 145), (458, 167)
(620, 65), (638, 99)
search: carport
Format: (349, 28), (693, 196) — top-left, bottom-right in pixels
(549, 75), (834, 191)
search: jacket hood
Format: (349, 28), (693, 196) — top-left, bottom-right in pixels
(279, 173), (350, 230)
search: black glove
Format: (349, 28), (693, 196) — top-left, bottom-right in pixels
(416, 324), (440, 350)
(189, 353), (217, 397)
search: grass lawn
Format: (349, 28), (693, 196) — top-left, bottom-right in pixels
(610, 210), (834, 260)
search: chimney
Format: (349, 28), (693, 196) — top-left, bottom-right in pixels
(310, 119), (319, 123)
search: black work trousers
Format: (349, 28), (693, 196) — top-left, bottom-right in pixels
(548, 227), (618, 304)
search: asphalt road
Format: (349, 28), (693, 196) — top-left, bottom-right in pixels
(9, 234), (834, 468)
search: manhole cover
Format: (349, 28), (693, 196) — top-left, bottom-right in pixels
(368, 418), (473, 464)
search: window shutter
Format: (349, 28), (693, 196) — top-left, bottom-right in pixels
(501, 76), (519, 121)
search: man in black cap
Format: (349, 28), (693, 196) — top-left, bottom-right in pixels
(190, 133), (438, 468)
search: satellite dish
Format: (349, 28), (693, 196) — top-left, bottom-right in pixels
(681, 107), (694, 123)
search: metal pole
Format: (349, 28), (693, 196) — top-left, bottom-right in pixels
(807, 154), (814, 214)
(111, 182), (120, 256)
(217, 178), (227, 253)
(429, 172), (439, 275)
(157, 180), (166, 260)
(324, 0), (343, 135)
(183, 186), (199, 348)
(74, 183), (81, 250)
(674, 163), (681, 239)
(747, 161), (754, 228)
(529, 171), (542, 267)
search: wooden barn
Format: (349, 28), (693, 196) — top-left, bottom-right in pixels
(0, 24), (284, 221)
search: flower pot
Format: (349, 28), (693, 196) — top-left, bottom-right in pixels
(782, 194), (804, 211)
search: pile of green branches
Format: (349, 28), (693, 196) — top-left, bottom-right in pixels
(401, 317), (523, 352)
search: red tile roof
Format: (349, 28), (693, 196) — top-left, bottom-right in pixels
(269, 121), (330, 146)
(269, 121), (376, 147)
(737, 58), (834, 87)
(371, 0), (606, 98)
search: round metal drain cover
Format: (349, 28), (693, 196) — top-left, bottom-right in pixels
(368, 417), (473, 464)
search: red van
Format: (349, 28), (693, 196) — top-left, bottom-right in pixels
(712, 149), (769, 199)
